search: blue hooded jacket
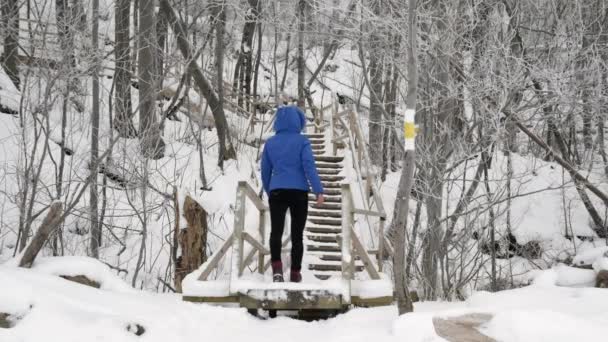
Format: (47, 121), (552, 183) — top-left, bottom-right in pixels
(261, 106), (324, 195)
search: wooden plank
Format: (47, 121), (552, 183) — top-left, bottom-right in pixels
(242, 232), (270, 255)
(341, 184), (353, 303)
(350, 226), (381, 280)
(239, 181), (268, 211)
(258, 211), (266, 275)
(352, 208), (385, 218)
(231, 185), (246, 291)
(183, 295), (239, 303)
(198, 233), (234, 280)
(240, 290), (343, 310)
(351, 296), (393, 307)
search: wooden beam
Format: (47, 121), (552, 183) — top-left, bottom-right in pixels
(197, 233), (234, 280)
(238, 181), (268, 211)
(350, 227), (381, 280)
(351, 296), (393, 307)
(242, 232), (270, 255)
(352, 208), (386, 218)
(240, 290), (343, 310)
(183, 295), (239, 303)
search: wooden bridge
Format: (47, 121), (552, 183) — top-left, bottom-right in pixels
(182, 100), (395, 318)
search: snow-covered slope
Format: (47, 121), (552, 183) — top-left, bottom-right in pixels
(1, 266), (608, 342)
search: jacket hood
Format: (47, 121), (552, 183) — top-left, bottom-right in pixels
(273, 106), (306, 133)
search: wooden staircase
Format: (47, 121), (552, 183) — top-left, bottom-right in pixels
(304, 133), (366, 280)
(182, 102), (394, 318)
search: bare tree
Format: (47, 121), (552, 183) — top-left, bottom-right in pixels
(1, 0), (20, 88)
(139, 0), (165, 159)
(393, 0), (418, 315)
(90, 0), (101, 258)
(114, 0), (137, 138)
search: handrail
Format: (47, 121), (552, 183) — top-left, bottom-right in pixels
(229, 181), (269, 294)
(347, 108), (387, 218)
(197, 181), (269, 283)
(331, 101), (389, 270)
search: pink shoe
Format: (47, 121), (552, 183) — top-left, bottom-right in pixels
(290, 269), (302, 283)
(271, 261), (283, 282)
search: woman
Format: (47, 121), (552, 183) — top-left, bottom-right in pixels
(261, 105), (324, 283)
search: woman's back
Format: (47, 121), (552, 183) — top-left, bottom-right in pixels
(261, 106), (323, 195)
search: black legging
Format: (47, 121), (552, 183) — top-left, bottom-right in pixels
(269, 189), (308, 271)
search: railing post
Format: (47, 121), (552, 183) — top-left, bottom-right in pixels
(341, 184), (353, 303)
(341, 184), (353, 292)
(230, 182), (246, 294)
(331, 99), (338, 156)
(378, 218), (385, 272)
(258, 210), (266, 274)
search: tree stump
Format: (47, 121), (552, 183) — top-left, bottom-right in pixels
(596, 270), (608, 288)
(19, 202), (63, 268)
(174, 195), (208, 292)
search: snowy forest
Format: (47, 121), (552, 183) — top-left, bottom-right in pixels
(1, 0), (608, 341)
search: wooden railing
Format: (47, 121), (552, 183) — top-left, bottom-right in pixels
(197, 182), (269, 287)
(331, 100), (392, 272)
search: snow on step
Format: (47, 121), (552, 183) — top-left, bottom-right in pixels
(306, 234), (340, 243)
(308, 194), (342, 202)
(311, 203), (342, 210)
(308, 210), (341, 218)
(308, 216), (342, 225)
(306, 226), (342, 234)
(315, 156), (344, 163)
(317, 168), (342, 175)
(309, 264), (364, 272)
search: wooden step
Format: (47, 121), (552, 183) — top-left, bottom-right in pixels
(314, 274), (332, 280)
(315, 156), (344, 163)
(309, 139), (325, 145)
(305, 133), (325, 139)
(316, 162), (342, 169)
(310, 203), (342, 211)
(323, 189), (341, 196)
(308, 210), (341, 218)
(318, 254), (360, 262)
(309, 264), (364, 272)
(320, 175), (344, 182)
(317, 168), (341, 175)
(321, 182), (342, 189)
(311, 144), (325, 151)
(306, 226), (341, 234)
(309, 217), (342, 226)
(307, 244), (341, 252)
(307, 234), (340, 243)
(308, 195), (341, 203)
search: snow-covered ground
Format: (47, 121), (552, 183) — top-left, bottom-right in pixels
(1, 262), (608, 342)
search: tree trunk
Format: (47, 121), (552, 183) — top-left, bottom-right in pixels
(114, 0), (137, 138)
(138, 0), (165, 159)
(297, 0), (306, 108)
(90, 0), (101, 258)
(368, 0), (384, 167)
(2, 0), (20, 89)
(212, 0), (226, 132)
(393, 0), (417, 315)
(233, 0), (258, 108)
(159, 0), (235, 167)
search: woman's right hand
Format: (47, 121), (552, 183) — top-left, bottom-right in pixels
(316, 194), (325, 205)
